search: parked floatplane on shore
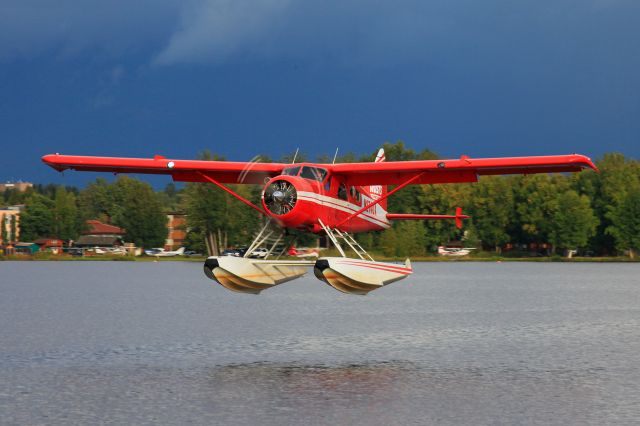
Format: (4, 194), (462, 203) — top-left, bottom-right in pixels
(437, 245), (477, 257)
(43, 148), (596, 295)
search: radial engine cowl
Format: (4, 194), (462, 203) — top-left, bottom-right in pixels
(263, 179), (297, 215)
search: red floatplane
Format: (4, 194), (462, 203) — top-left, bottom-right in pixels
(42, 149), (596, 295)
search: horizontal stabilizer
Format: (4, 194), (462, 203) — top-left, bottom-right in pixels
(387, 207), (469, 229)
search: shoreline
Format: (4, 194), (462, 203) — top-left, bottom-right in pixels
(1, 255), (638, 263)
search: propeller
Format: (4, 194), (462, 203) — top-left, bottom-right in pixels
(264, 180), (297, 215)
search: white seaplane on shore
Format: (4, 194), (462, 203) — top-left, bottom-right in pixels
(437, 246), (477, 257)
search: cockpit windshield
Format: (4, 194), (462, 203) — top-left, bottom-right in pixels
(300, 167), (328, 182)
(281, 166), (301, 176)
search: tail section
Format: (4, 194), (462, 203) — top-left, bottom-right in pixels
(454, 207), (464, 229)
(369, 148), (388, 212)
(370, 147), (468, 228)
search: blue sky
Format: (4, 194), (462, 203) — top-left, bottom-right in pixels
(1, 0), (639, 187)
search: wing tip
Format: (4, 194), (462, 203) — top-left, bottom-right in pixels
(572, 154), (599, 173)
(42, 153), (68, 172)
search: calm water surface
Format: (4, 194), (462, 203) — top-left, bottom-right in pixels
(0, 261), (639, 425)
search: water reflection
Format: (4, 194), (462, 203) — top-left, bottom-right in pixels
(210, 361), (408, 397)
(201, 362), (413, 425)
(0, 359), (634, 425)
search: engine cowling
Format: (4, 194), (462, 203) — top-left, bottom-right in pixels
(263, 179), (297, 215)
(262, 176), (326, 231)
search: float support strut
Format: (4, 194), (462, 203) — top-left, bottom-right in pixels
(197, 172), (268, 216)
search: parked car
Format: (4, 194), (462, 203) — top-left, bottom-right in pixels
(222, 248), (248, 257)
(62, 247), (84, 257)
(249, 248), (269, 259)
(144, 248), (164, 256)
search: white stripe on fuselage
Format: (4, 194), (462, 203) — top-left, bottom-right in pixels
(297, 191), (391, 228)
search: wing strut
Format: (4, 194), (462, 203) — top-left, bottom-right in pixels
(336, 172), (424, 227)
(197, 172), (268, 216)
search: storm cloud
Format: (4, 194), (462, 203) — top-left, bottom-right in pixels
(2, 0), (639, 185)
(2, 0), (637, 66)
(0, 1), (182, 58)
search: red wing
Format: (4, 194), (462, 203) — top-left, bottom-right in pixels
(42, 154), (288, 184)
(328, 154), (597, 186)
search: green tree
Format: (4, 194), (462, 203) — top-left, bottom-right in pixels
(280, 150), (308, 164)
(78, 177), (167, 248)
(10, 215), (16, 243)
(182, 180), (227, 255)
(395, 221), (427, 257)
(513, 175), (570, 249)
(469, 176), (514, 252)
(4, 187), (32, 205)
(378, 227), (397, 257)
(0, 214), (7, 244)
(78, 178), (116, 223)
(156, 183), (182, 211)
(355, 232), (374, 250)
(19, 193), (55, 240)
(573, 153), (640, 254)
(53, 187), (80, 240)
(549, 190), (598, 256)
(381, 140), (438, 161)
(606, 190), (640, 258)
(110, 177), (167, 248)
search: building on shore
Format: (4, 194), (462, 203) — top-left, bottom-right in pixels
(0, 205), (22, 245)
(13, 242), (39, 254)
(74, 220), (126, 248)
(34, 238), (64, 254)
(0, 181), (33, 193)
(165, 212), (187, 250)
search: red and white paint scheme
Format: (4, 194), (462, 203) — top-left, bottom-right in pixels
(43, 148), (597, 295)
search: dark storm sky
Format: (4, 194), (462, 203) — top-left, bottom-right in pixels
(1, 0), (639, 187)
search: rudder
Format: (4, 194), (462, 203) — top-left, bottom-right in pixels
(370, 148), (388, 212)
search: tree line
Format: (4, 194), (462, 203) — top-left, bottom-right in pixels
(4, 142), (639, 257)
(3, 177), (168, 248)
(359, 143), (639, 258)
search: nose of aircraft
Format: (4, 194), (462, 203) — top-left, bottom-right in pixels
(263, 179), (298, 215)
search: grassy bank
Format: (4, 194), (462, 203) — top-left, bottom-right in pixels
(303, 247), (638, 262)
(1, 252), (638, 262)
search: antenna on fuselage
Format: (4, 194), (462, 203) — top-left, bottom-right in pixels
(332, 147), (339, 164)
(292, 148), (299, 164)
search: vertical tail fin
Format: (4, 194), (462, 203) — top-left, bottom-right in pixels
(455, 207), (464, 229)
(370, 148), (388, 212)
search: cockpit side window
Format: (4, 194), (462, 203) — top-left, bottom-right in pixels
(300, 167), (328, 182)
(281, 166), (301, 176)
(338, 183), (348, 201)
(324, 176), (332, 193)
(350, 186), (361, 203)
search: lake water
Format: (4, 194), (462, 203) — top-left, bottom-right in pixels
(1, 261), (639, 425)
